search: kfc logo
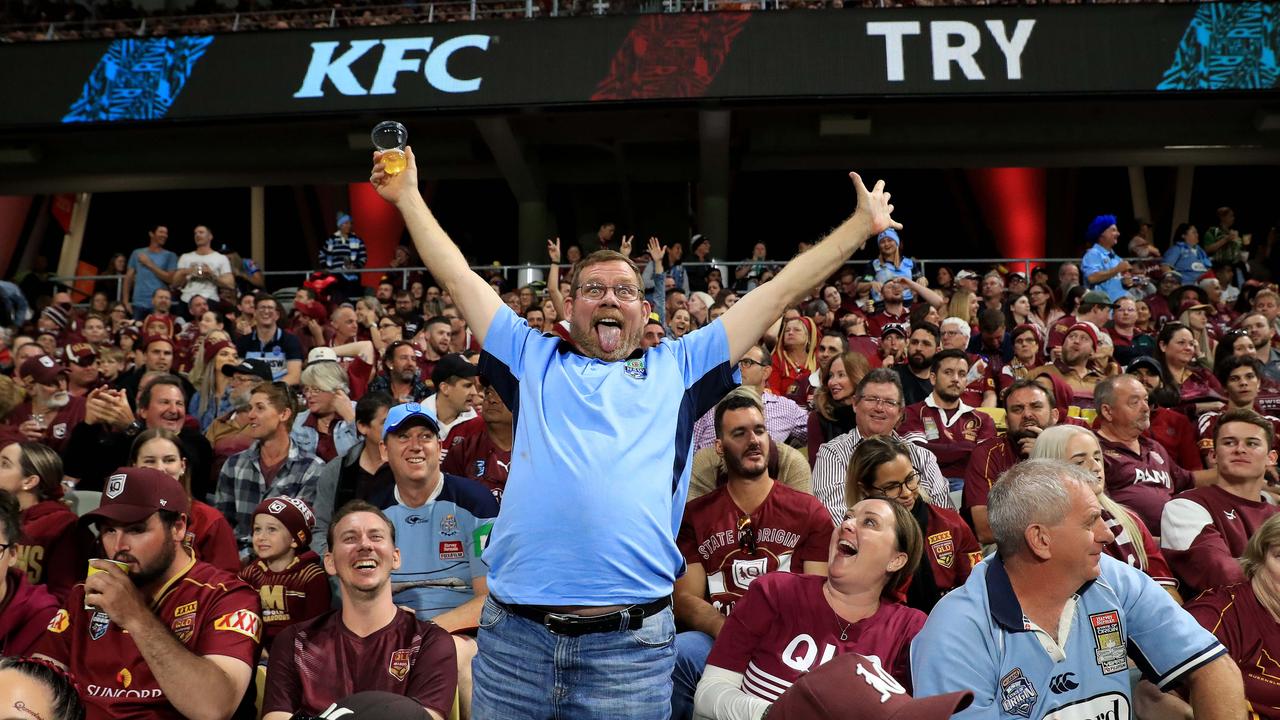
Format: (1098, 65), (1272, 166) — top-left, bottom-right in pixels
(105, 474), (127, 499)
(294, 35), (491, 99)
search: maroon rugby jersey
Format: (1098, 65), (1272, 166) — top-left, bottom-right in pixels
(16, 499), (92, 605)
(440, 416), (512, 503)
(899, 397), (996, 478)
(1099, 434), (1194, 532)
(34, 556), (262, 720)
(677, 483), (833, 616)
(1160, 484), (1279, 593)
(962, 436), (1019, 519)
(916, 503), (982, 596)
(237, 551), (331, 645)
(187, 500), (240, 574)
(263, 607), (457, 717)
(3, 396), (87, 453)
(1196, 409), (1280, 469)
(705, 573), (925, 700)
(1102, 507), (1175, 587)
(1186, 582), (1280, 720)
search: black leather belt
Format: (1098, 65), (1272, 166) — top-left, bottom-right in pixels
(500, 597), (671, 637)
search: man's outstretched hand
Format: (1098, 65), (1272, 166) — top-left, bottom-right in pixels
(850, 172), (901, 238)
(370, 147), (420, 207)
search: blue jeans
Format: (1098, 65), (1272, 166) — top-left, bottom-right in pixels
(473, 596), (676, 720)
(671, 631), (715, 720)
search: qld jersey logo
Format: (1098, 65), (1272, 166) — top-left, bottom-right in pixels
(105, 474), (127, 499)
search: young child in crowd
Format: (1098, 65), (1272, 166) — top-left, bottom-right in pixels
(237, 496), (331, 653)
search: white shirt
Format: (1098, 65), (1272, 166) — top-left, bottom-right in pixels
(177, 250), (232, 303)
(422, 394), (478, 444)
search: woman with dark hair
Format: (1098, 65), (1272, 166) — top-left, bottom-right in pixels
(1214, 328), (1257, 372)
(693, 497), (925, 717)
(686, 235), (714, 292)
(1165, 222), (1212, 281)
(1060, 284), (1087, 319)
(131, 428), (240, 573)
(934, 265), (954, 294)
(807, 351), (869, 463)
(0, 442), (91, 604)
(1000, 324), (1043, 394)
(1156, 321), (1225, 415)
(908, 300), (940, 330)
(846, 436), (979, 613)
(0, 490), (59, 657)
(1025, 282), (1062, 337)
(0, 657), (86, 720)
(95, 252), (128, 301)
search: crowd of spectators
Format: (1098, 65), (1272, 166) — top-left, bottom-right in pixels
(0, 173), (1277, 720)
(1, 0), (1195, 43)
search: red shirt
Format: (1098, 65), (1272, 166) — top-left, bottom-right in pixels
(903, 502), (982, 612)
(1186, 582), (1280, 720)
(706, 573), (924, 698)
(1160, 484), (1279, 594)
(1147, 407), (1205, 471)
(1099, 433), (1195, 532)
(186, 500), (241, 574)
(867, 307), (909, 338)
(1102, 507), (1175, 587)
(677, 483), (833, 616)
(237, 551), (331, 646)
(263, 607), (457, 717)
(440, 416), (512, 504)
(34, 556), (262, 720)
(899, 397), (996, 478)
(1047, 314), (1078, 350)
(0, 566), (59, 657)
(342, 355), (376, 402)
(17, 499), (92, 605)
(962, 436), (1019, 519)
(301, 412), (339, 463)
(3, 395), (87, 453)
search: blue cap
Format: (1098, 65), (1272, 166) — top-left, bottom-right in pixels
(337, 212), (352, 226)
(382, 402), (440, 440)
(877, 228), (899, 245)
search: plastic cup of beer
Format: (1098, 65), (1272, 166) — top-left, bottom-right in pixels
(85, 559), (131, 609)
(372, 121), (409, 176)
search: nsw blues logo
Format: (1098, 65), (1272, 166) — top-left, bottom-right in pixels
(624, 358), (647, 379)
(64, 36), (215, 123)
(1000, 667), (1038, 718)
(89, 611), (111, 640)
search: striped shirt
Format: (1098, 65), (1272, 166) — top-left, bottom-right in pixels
(812, 429), (954, 525)
(318, 231), (367, 280)
(690, 389), (809, 452)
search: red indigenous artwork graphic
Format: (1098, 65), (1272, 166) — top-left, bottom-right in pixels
(592, 13), (752, 101)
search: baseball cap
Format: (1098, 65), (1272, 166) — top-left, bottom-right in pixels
(877, 228), (900, 245)
(768, 653), (972, 720)
(382, 402), (441, 440)
(313, 692), (429, 720)
(1066, 321), (1101, 348)
(63, 342), (97, 367)
(881, 323), (907, 340)
(1179, 299), (1212, 314)
(1079, 290), (1115, 308)
(307, 346), (339, 364)
(221, 358), (273, 383)
(19, 355), (68, 385)
(430, 353), (479, 388)
(82, 467), (190, 526)
(1126, 355), (1162, 375)
(954, 270), (978, 281)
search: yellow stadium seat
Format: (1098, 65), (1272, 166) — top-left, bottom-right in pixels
(974, 406), (1006, 432)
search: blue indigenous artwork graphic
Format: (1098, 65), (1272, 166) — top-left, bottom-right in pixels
(1158, 3), (1279, 91)
(63, 36), (215, 122)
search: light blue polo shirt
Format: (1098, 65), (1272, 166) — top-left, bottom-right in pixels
(479, 305), (738, 605)
(1081, 242), (1126, 302)
(911, 554), (1224, 719)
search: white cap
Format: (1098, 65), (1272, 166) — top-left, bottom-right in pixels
(307, 346), (339, 364)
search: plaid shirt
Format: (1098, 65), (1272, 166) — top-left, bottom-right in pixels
(690, 389), (809, 453)
(367, 373), (431, 403)
(215, 439), (324, 555)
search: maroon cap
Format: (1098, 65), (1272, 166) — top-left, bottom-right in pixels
(253, 496), (315, 548)
(1065, 322), (1100, 349)
(203, 339), (234, 365)
(19, 355), (68, 385)
(81, 467), (190, 525)
(63, 341), (98, 367)
(768, 653), (972, 720)
(142, 334), (174, 352)
(1178, 298), (1212, 314)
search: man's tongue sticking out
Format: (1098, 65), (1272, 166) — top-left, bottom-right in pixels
(596, 320), (623, 353)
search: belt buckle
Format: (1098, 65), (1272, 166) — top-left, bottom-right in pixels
(543, 611), (575, 635)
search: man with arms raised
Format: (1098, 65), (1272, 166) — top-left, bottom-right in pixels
(962, 379), (1058, 544)
(812, 368), (954, 524)
(262, 500), (457, 719)
(1162, 409), (1280, 594)
(912, 459), (1243, 719)
(370, 148), (898, 718)
(34, 467), (261, 720)
(671, 388), (832, 719)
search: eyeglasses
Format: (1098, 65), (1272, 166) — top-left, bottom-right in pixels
(577, 283), (642, 302)
(0, 542), (13, 553)
(873, 473), (921, 497)
(739, 358), (769, 369)
(857, 395), (898, 408)
(737, 515), (758, 556)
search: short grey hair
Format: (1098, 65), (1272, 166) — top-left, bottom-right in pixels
(988, 459), (1095, 559)
(1092, 374), (1139, 420)
(940, 317), (970, 333)
(299, 361), (349, 394)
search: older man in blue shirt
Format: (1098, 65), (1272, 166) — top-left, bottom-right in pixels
(371, 151), (901, 719)
(1081, 214), (1131, 303)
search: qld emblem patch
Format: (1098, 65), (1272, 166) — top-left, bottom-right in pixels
(928, 531), (955, 569)
(388, 648), (413, 681)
